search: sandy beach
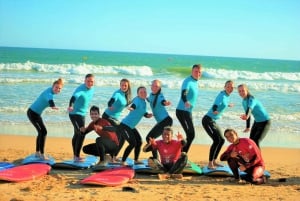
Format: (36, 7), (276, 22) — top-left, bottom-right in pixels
(0, 134), (299, 201)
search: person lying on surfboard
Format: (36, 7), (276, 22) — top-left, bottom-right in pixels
(220, 128), (267, 185)
(143, 126), (188, 179)
(80, 105), (119, 166)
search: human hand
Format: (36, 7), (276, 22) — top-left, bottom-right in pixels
(184, 101), (191, 108)
(243, 128), (250, 133)
(149, 137), (156, 146)
(176, 132), (183, 141)
(79, 127), (86, 133)
(67, 107), (73, 112)
(164, 100), (171, 106)
(51, 107), (59, 110)
(240, 114), (248, 120)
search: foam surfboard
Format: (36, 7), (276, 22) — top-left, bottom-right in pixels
(52, 155), (98, 170)
(22, 154), (55, 166)
(132, 159), (202, 175)
(81, 166), (135, 186)
(202, 165), (234, 177)
(0, 162), (15, 171)
(0, 163), (51, 182)
(240, 169), (271, 178)
(92, 157), (135, 172)
(184, 160), (203, 175)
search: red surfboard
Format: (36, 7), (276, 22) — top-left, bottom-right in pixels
(0, 163), (51, 182)
(80, 166), (134, 186)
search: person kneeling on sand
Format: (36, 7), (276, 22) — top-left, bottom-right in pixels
(80, 106), (119, 167)
(220, 128), (267, 185)
(143, 126), (187, 179)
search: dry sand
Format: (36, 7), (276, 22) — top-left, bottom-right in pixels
(0, 134), (299, 201)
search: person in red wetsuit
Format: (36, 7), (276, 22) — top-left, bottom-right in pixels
(80, 106), (119, 166)
(220, 128), (266, 184)
(143, 126), (187, 178)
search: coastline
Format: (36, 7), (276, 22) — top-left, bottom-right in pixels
(0, 134), (300, 201)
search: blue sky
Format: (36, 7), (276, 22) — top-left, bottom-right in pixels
(0, 0), (299, 60)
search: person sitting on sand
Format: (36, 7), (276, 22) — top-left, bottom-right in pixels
(80, 106), (119, 166)
(143, 126), (188, 179)
(220, 128), (266, 184)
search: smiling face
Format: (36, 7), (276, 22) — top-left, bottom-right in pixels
(151, 80), (161, 94)
(162, 129), (173, 143)
(224, 129), (239, 144)
(137, 87), (147, 99)
(238, 84), (248, 99)
(52, 83), (63, 94)
(120, 80), (129, 92)
(224, 81), (234, 95)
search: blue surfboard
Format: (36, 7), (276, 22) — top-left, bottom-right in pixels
(202, 165), (233, 177)
(0, 162), (15, 171)
(92, 157), (135, 172)
(240, 169), (271, 178)
(52, 155), (98, 170)
(22, 154), (55, 166)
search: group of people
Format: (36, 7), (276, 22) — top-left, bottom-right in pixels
(27, 64), (271, 185)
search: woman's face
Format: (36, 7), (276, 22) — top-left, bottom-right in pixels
(138, 87), (147, 99)
(52, 84), (63, 94)
(238, 85), (248, 98)
(224, 131), (238, 144)
(151, 80), (160, 94)
(225, 82), (234, 95)
(120, 81), (129, 92)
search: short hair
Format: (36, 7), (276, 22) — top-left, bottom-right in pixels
(192, 64), (202, 69)
(90, 105), (100, 114)
(163, 126), (173, 134)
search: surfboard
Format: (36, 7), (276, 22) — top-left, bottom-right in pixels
(184, 160), (203, 175)
(22, 154), (55, 166)
(92, 157), (135, 172)
(0, 162), (15, 171)
(240, 169), (271, 178)
(133, 159), (202, 175)
(202, 165), (233, 177)
(81, 166), (135, 186)
(0, 163), (51, 182)
(52, 155), (98, 170)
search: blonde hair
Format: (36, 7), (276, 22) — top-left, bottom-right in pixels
(53, 78), (64, 86)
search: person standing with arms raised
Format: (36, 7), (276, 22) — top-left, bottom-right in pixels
(176, 64), (202, 153)
(68, 74), (95, 162)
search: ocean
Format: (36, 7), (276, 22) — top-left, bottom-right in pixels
(1, 47), (299, 148)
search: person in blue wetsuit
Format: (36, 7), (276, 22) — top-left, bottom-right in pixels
(27, 78), (64, 160)
(238, 84), (271, 148)
(144, 79), (173, 159)
(176, 64), (202, 153)
(119, 86), (153, 165)
(68, 74), (95, 162)
(202, 80), (234, 169)
(102, 78), (132, 161)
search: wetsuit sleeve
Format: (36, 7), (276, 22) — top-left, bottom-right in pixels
(220, 146), (233, 161)
(181, 89), (188, 103)
(107, 98), (115, 107)
(245, 108), (251, 128)
(83, 122), (94, 135)
(49, 100), (55, 107)
(130, 103), (136, 110)
(69, 96), (76, 107)
(212, 104), (218, 112)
